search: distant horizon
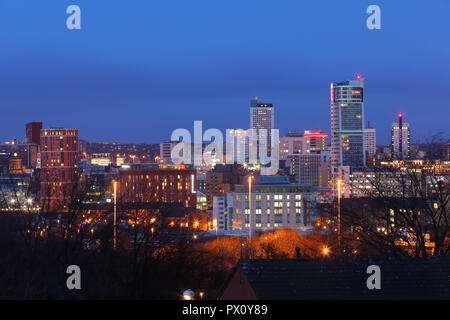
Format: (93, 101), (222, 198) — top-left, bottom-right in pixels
(2, 125), (448, 147)
(1, 1), (449, 145)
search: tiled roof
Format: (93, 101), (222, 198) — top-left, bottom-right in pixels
(236, 258), (449, 299)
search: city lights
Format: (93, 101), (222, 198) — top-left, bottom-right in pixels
(0, 2), (447, 304)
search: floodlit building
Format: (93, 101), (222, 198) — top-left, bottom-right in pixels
(226, 176), (316, 231)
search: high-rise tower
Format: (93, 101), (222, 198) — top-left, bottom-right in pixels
(391, 113), (410, 160)
(331, 77), (365, 170)
(40, 128), (78, 212)
(250, 97), (274, 159)
(26, 122), (43, 145)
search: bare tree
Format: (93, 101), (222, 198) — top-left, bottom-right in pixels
(337, 165), (449, 257)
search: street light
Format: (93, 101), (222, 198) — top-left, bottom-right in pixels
(212, 219), (217, 236)
(337, 179), (342, 249)
(248, 175), (253, 249)
(183, 289), (195, 300)
(113, 180), (117, 250)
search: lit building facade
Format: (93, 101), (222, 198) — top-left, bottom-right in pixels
(304, 130), (328, 152)
(331, 78), (365, 169)
(250, 98), (274, 157)
(40, 129), (79, 212)
(364, 128), (376, 156)
(288, 153), (321, 187)
(90, 153), (112, 166)
(391, 114), (410, 160)
(336, 166), (410, 198)
(279, 133), (305, 160)
(212, 195), (227, 230)
(117, 164), (197, 208)
(227, 176), (316, 231)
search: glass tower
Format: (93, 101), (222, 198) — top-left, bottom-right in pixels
(250, 97), (274, 158)
(330, 77), (365, 169)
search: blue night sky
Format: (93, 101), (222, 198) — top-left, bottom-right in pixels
(0, 0), (449, 145)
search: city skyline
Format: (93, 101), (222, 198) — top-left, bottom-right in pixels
(0, 1), (449, 144)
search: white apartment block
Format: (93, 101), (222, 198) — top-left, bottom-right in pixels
(364, 128), (376, 156)
(226, 176), (316, 231)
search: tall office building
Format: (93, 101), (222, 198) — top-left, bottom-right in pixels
(364, 125), (377, 156)
(330, 77), (365, 169)
(40, 128), (79, 212)
(250, 97), (274, 158)
(391, 113), (410, 160)
(26, 122), (43, 145)
(25, 122), (42, 168)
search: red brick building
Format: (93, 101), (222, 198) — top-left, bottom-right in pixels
(117, 165), (197, 208)
(40, 129), (78, 212)
(26, 122), (43, 145)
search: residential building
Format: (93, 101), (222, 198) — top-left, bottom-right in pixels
(40, 128), (79, 212)
(117, 163), (197, 208)
(391, 113), (411, 160)
(212, 195), (227, 230)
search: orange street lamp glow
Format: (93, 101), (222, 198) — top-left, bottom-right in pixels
(322, 247), (329, 255)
